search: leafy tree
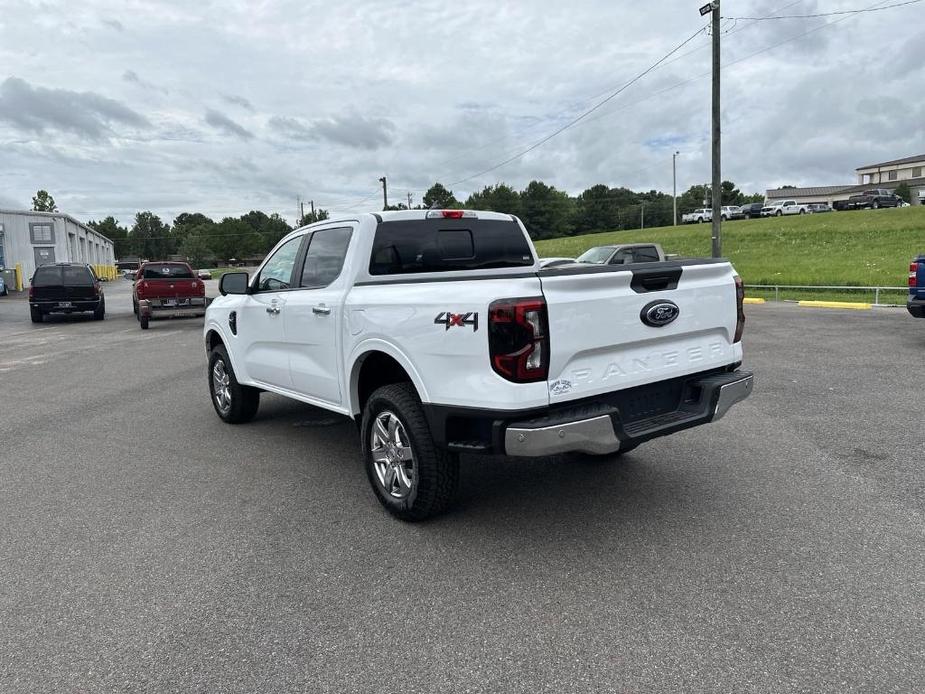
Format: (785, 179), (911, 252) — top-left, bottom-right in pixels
(178, 224), (215, 269)
(131, 211), (171, 260)
(464, 183), (522, 217)
(895, 182), (911, 203)
(422, 182), (459, 209)
(575, 184), (619, 233)
(519, 180), (574, 239)
(32, 190), (57, 212)
(240, 210), (292, 250)
(210, 217), (261, 261)
(298, 209), (330, 227)
(678, 185), (711, 214)
(171, 213), (214, 254)
(87, 216), (132, 259)
(721, 180), (743, 205)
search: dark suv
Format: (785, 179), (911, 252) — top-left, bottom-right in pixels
(741, 202), (766, 219)
(29, 264), (105, 323)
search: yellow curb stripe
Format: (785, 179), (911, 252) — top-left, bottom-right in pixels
(798, 300), (871, 310)
(742, 298), (766, 305)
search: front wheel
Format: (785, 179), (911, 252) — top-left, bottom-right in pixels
(697, 217), (704, 224)
(776, 210), (783, 217)
(799, 209), (806, 215)
(139, 314), (149, 330)
(872, 201), (880, 209)
(30, 307), (43, 323)
(93, 297), (105, 320)
(208, 345), (260, 423)
(361, 383), (459, 521)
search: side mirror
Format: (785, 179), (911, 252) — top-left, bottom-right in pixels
(219, 272), (250, 296)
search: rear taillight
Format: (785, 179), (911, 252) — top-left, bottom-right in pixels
(426, 209), (477, 219)
(734, 275), (745, 344)
(28, 286), (34, 300)
(488, 297), (549, 383)
(910, 261), (919, 289)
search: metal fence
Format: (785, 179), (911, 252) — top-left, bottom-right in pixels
(744, 284), (909, 306)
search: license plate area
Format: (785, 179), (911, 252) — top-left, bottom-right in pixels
(58, 301), (73, 308)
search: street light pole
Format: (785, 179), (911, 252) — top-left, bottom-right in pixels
(672, 151), (680, 226)
(710, 1), (722, 258)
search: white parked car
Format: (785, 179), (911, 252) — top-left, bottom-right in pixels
(761, 200), (811, 217)
(681, 208), (713, 224)
(204, 210), (752, 520)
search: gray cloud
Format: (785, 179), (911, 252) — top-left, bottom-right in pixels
(0, 77), (150, 140)
(102, 18), (124, 32)
(221, 93), (254, 111)
(204, 109), (253, 140)
(269, 113), (395, 150)
(122, 70), (168, 95)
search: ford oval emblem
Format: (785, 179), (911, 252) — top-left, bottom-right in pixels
(641, 300), (680, 327)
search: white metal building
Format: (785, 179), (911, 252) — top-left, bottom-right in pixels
(0, 209), (114, 287)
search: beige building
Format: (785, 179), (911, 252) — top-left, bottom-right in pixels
(766, 154), (925, 207)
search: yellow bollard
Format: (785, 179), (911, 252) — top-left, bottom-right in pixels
(15, 262), (23, 291)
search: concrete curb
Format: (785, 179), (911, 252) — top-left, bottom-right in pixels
(743, 298), (766, 305)
(798, 300), (872, 310)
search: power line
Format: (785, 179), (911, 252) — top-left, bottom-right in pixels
(444, 26), (708, 188)
(725, 0), (922, 20)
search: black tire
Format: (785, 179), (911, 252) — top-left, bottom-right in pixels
(208, 345), (260, 424)
(30, 307), (43, 323)
(361, 383), (459, 521)
(139, 315), (149, 330)
(132, 298), (138, 315)
(799, 209), (806, 215)
(872, 201), (880, 209)
(93, 297), (105, 320)
(697, 217), (704, 224)
(776, 210), (783, 217)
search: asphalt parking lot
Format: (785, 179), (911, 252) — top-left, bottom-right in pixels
(1, 282), (923, 693)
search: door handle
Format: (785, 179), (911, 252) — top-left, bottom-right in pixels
(266, 306), (281, 315)
(312, 304), (332, 316)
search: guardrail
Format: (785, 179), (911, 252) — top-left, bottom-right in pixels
(92, 265), (118, 281)
(745, 284), (909, 306)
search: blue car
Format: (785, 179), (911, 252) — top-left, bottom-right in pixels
(0, 274), (6, 296)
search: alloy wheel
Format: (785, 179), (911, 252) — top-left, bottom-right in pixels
(370, 410), (415, 499)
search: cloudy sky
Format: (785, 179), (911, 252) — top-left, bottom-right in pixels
(0, 0), (923, 226)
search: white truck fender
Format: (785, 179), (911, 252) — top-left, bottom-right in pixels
(346, 339), (431, 416)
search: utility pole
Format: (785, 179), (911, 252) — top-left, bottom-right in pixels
(310, 200), (315, 216)
(379, 176), (388, 210)
(672, 151), (680, 226)
(300, 199), (305, 223)
(709, 0), (722, 258)
(407, 192), (413, 209)
(641, 201), (645, 231)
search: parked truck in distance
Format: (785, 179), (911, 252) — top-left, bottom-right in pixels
(203, 209), (753, 521)
(681, 208), (712, 224)
(761, 200), (811, 217)
(846, 189), (903, 210)
(909, 255), (925, 318)
(575, 243), (666, 265)
(133, 261), (208, 330)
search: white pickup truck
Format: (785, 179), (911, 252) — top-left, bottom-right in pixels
(681, 208), (713, 224)
(204, 210), (753, 520)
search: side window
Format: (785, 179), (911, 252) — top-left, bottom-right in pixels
(610, 250), (633, 265)
(632, 247), (660, 263)
(300, 227), (352, 289)
(256, 236), (303, 292)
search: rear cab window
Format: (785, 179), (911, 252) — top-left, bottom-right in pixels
(369, 218), (534, 275)
(32, 266), (94, 286)
(142, 263), (194, 279)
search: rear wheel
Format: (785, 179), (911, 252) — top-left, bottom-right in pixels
(799, 209), (806, 215)
(208, 345), (260, 424)
(132, 298), (138, 315)
(93, 297), (105, 320)
(361, 383), (459, 521)
(30, 307), (43, 323)
(776, 210), (783, 217)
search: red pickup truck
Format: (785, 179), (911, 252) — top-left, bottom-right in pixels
(132, 261), (208, 329)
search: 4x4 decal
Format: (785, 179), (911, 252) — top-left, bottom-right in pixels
(434, 312), (479, 332)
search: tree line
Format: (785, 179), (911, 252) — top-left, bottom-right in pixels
(32, 178), (767, 267)
(83, 209), (331, 268)
(399, 180), (765, 240)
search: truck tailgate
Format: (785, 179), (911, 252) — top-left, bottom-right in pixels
(539, 260), (741, 404)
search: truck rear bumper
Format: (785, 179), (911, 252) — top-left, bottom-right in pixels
(139, 297), (209, 320)
(504, 371), (753, 457)
(423, 368), (753, 457)
(908, 298), (925, 318)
